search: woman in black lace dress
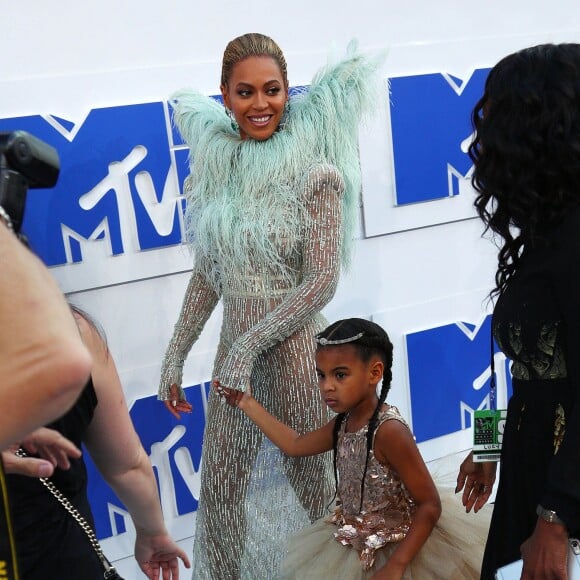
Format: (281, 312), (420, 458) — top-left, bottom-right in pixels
(455, 43), (580, 578)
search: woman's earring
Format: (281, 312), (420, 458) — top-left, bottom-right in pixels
(225, 107), (239, 132)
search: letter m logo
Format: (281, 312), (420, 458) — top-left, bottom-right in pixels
(0, 102), (183, 266)
(389, 68), (490, 205)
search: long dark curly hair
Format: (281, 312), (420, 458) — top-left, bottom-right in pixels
(315, 317), (393, 512)
(469, 43), (580, 296)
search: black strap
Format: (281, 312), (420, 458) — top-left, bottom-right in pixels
(0, 459), (20, 579)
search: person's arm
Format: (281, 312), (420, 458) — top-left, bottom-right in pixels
(216, 164), (344, 391)
(371, 419), (441, 580)
(0, 224), (92, 449)
(158, 254), (220, 418)
(78, 314), (190, 578)
(224, 382), (334, 457)
(518, 214), (580, 578)
(541, 222), (580, 525)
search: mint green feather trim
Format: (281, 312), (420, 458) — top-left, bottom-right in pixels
(169, 41), (384, 287)
(290, 40), (385, 267)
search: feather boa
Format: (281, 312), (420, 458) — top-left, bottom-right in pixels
(170, 41), (383, 287)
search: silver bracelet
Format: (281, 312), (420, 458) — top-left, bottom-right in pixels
(0, 205), (14, 232)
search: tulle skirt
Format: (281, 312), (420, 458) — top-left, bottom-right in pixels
(281, 489), (492, 579)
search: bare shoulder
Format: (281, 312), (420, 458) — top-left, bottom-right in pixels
(375, 415), (414, 446)
(373, 408), (417, 465)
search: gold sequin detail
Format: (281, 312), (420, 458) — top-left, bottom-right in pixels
(554, 404), (566, 454)
(495, 321), (567, 380)
(517, 403), (526, 431)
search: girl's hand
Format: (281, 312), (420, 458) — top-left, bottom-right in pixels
(455, 451), (496, 513)
(370, 559), (405, 580)
(135, 531), (191, 580)
(213, 380), (251, 408)
(163, 384), (192, 420)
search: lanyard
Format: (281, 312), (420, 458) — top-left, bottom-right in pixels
(490, 328), (497, 411)
(0, 459), (20, 580)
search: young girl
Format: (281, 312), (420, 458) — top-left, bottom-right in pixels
(219, 318), (489, 579)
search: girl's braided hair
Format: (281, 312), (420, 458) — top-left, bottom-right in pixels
(316, 318), (393, 512)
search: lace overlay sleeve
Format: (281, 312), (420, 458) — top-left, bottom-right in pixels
(158, 256), (221, 400)
(216, 164), (345, 391)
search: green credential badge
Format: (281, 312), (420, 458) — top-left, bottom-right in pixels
(473, 409), (506, 462)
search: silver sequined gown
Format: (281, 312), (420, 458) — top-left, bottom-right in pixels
(164, 166), (341, 579)
(160, 44), (384, 579)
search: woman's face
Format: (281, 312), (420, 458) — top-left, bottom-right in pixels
(221, 56), (288, 141)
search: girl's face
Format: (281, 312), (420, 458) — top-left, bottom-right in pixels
(316, 345), (382, 416)
(221, 56), (288, 141)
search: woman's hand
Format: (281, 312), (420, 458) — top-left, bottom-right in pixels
(455, 451), (497, 513)
(163, 384), (192, 420)
(2, 427), (81, 477)
(520, 518), (568, 579)
(135, 532), (191, 580)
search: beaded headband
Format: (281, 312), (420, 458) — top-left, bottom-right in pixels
(315, 332), (364, 346)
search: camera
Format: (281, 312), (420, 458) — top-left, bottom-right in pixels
(0, 131), (60, 233)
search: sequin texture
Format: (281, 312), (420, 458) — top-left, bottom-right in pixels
(330, 406), (416, 571)
(159, 43), (384, 579)
(160, 166), (343, 579)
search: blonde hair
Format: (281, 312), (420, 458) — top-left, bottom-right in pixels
(221, 33), (288, 88)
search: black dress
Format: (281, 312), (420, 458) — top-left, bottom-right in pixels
(481, 207), (580, 578)
(7, 380), (104, 579)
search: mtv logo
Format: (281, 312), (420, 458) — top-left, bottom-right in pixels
(389, 68), (490, 205)
(0, 102), (186, 267)
(86, 382), (209, 541)
(406, 315), (512, 443)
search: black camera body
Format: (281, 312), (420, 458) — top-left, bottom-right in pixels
(0, 131), (60, 233)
